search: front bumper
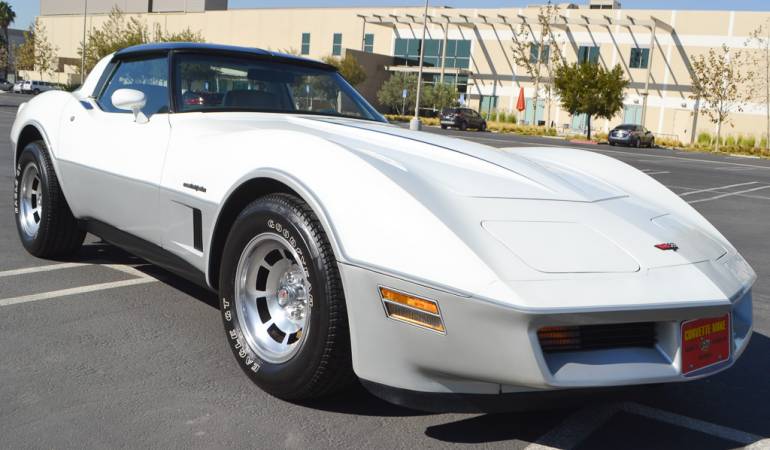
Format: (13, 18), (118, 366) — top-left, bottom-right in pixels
(338, 262), (753, 397)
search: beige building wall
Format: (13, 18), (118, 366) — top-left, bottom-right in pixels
(36, 5), (770, 143)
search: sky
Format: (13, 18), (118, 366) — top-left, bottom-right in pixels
(8, 0), (770, 30)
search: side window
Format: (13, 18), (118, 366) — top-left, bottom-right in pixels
(98, 56), (169, 116)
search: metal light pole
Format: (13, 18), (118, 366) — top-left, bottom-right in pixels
(80, 0), (88, 84)
(409, 0), (429, 131)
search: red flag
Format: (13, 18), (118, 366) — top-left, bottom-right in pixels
(516, 87), (526, 112)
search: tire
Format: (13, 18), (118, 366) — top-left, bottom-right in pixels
(33, 89), (40, 95)
(635, 138), (641, 148)
(479, 122), (487, 132)
(609, 141), (616, 146)
(649, 138), (655, 148)
(219, 193), (354, 400)
(440, 125), (447, 130)
(14, 141), (85, 258)
(459, 121), (467, 131)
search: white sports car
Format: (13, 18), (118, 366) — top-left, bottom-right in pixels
(10, 43), (755, 411)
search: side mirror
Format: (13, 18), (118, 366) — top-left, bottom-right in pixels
(111, 88), (148, 124)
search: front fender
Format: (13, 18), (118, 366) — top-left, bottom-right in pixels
(162, 121), (502, 298)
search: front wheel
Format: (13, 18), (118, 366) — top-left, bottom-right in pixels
(219, 194), (354, 400)
(459, 121), (467, 131)
(440, 125), (448, 130)
(479, 122), (487, 132)
(15, 141), (85, 258)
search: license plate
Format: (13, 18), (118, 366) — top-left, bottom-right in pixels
(681, 314), (730, 375)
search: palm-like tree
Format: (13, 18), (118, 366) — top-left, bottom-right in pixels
(0, 2), (16, 77)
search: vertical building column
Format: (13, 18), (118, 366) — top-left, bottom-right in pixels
(641, 19), (657, 126)
(440, 19), (449, 83)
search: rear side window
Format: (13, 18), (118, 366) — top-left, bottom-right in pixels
(98, 56), (169, 116)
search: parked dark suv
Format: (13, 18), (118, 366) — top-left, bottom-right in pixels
(440, 107), (487, 131)
(609, 124), (655, 148)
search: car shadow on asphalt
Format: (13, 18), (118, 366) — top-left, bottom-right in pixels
(425, 333), (770, 447)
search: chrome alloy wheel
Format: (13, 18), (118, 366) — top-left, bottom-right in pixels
(19, 163), (43, 239)
(235, 233), (311, 364)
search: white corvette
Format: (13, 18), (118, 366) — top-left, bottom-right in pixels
(11, 43), (755, 410)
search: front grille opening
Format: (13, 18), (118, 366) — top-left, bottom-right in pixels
(538, 322), (656, 353)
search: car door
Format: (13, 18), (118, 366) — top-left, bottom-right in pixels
(57, 54), (172, 245)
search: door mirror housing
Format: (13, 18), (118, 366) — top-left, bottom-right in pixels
(111, 88), (148, 124)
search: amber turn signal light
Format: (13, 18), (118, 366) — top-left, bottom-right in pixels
(379, 287), (445, 333)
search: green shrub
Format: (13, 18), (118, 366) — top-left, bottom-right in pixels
(507, 114), (517, 124)
(739, 135), (756, 149)
(724, 135), (736, 148)
(761, 136), (768, 149)
(697, 132), (712, 146)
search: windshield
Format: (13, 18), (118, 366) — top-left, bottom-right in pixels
(174, 53), (385, 122)
(616, 124), (637, 130)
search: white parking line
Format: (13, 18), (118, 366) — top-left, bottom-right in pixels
(679, 182), (759, 197)
(0, 262), (90, 278)
(0, 277), (158, 307)
(688, 185), (770, 204)
(526, 402), (769, 449)
(642, 170), (671, 175)
(624, 402), (769, 447)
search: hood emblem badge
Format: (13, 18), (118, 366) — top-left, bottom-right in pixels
(655, 243), (679, 251)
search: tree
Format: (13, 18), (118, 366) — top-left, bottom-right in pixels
(690, 45), (753, 152)
(322, 54), (366, 86)
(510, 3), (560, 127)
(746, 21), (770, 150)
(423, 82), (459, 111)
(16, 19), (57, 80)
(554, 62), (628, 140)
(0, 2), (15, 77)
(377, 72), (417, 115)
(79, 7), (204, 75)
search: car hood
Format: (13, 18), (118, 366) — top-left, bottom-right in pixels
(187, 113), (732, 280)
(289, 116), (627, 203)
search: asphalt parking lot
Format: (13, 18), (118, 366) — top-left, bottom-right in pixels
(1, 91), (769, 449)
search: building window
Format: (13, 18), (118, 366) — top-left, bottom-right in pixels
(529, 43), (550, 64)
(301, 33), (311, 55)
(364, 33), (374, 53)
(577, 46), (600, 64)
(629, 47), (650, 69)
(332, 33), (342, 56)
(394, 38), (471, 70)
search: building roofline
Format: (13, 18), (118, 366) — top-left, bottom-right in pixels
(115, 43), (335, 70)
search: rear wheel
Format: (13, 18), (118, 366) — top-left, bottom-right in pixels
(635, 138), (641, 148)
(440, 125), (447, 130)
(479, 122), (487, 132)
(649, 138), (655, 148)
(460, 121), (467, 131)
(219, 193), (354, 400)
(14, 141), (85, 258)
(32, 89), (40, 95)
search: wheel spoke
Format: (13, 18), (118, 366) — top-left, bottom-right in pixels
(233, 234), (311, 364)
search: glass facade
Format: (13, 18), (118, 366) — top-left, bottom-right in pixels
(301, 33), (311, 55)
(364, 33), (374, 53)
(393, 38), (471, 69)
(629, 47), (650, 69)
(577, 46), (600, 64)
(332, 33), (342, 56)
(529, 44), (550, 64)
